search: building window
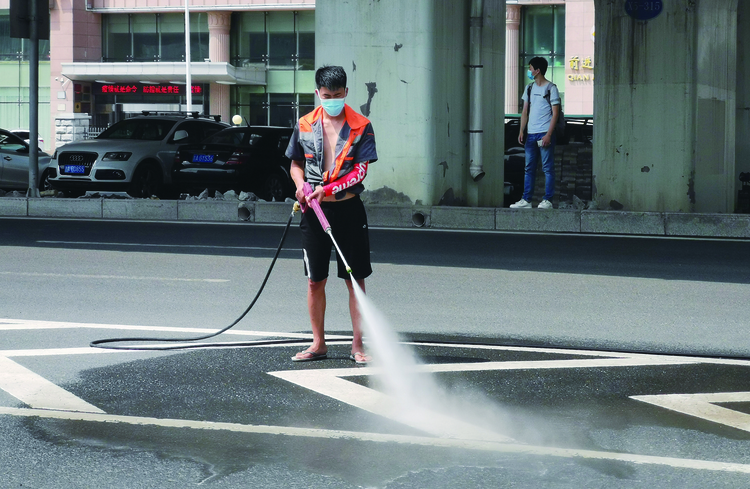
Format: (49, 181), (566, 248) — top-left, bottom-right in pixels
(103, 13), (208, 62)
(231, 92), (314, 128)
(231, 10), (314, 70)
(519, 5), (565, 111)
(231, 10), (315, 127)
(0, 11), (51, 140)
(0, 12), (50, 62)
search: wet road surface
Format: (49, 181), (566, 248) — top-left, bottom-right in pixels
(1, 218), (749, 487)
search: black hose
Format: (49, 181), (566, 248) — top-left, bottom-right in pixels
(89, 208), (336, 351)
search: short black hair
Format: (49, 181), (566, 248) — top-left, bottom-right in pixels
(529, 57), (549, 76)
(315, 65), (347, 91)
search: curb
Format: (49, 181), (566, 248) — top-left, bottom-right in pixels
(1, 197), (749, 239)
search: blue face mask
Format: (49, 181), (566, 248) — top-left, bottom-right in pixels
(320, 98), (346, 117)
(527, 69), (535, 80)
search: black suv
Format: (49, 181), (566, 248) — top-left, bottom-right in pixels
(172, 126), (294, 201)
(50, 113), (228, 198)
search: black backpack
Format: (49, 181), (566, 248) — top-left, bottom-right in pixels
(526, 82), (567, 145)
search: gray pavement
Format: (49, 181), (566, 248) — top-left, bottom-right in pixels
(1, 218), (749, 487)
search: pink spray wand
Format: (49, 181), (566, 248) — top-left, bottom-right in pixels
(299, 182), (353, 275)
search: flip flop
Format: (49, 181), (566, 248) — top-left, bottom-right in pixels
(292, 350), (327, 362)
(349, 352), (370, 365)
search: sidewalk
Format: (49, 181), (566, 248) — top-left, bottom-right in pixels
(2, 196), (749, 239)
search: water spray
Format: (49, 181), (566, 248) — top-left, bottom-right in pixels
(298, 182), (353, 276)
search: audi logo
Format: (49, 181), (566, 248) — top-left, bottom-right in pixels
(68, 155), (85, 162)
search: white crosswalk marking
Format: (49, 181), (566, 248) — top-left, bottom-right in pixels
(0, 356), (104, 413)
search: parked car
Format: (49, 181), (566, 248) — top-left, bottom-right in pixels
(10, 129), (45, 153)
(49, 113), (228, 198)
(0, 128), (54, 191)
(172, 126), (294, 201)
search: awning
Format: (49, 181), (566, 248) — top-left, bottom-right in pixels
(60, 61), (266, 86)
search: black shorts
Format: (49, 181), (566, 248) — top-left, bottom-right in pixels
(300, 195), (372, 282)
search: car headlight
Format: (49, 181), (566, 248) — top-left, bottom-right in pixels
(103, 152), (132, 161)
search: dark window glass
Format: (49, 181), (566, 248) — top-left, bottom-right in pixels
(98, 119), (177, 140)
(298, 93), (315, 118)
(190, 32), (209, 61)
(269, 33), (295, 67)
(133, 33), (159, 61)
(247, 93), (268, 126)
(248, 32), (267, 63)
(107, 33), (130, 61)
(270, 94), (295, 127)
(161, 33), (184, 61)
(207, 129), (244, 146)
(298, 33), (315, 70)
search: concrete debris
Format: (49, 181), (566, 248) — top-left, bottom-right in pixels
(239, 191), (258, 201)
(361, 185), (412, 205)
(198, 189), (210, 200)
(214, 191), (224, 201)
(572, 195), (585, 210)
(77, 192), (133, 199)
(223, 190), (238, 200)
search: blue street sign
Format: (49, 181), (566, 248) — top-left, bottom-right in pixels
(625, 0), (663, 21)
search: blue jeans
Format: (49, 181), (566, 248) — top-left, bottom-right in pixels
(523, 133), (555, 202)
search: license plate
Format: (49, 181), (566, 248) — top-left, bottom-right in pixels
(192, 154), (215, 163)
(64, 165), (86, 174)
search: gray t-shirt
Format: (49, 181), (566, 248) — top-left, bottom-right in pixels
(522, 82), (561, 135)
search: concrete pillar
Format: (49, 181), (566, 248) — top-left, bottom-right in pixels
(593, 0), (738, 213)
(505, 5), (521, 114)
(736, 1), (750, 211)
(208, 11), (231, 124)
(316, 0), (506, 207)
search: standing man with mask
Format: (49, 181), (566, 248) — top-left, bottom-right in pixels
(510, 56), (561, 210)
(285, 65), (377, 365)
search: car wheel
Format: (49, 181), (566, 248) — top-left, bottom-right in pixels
(262, 171), (289, 202)
(39, 169), (54, 192)
(128, 163), (162, 198)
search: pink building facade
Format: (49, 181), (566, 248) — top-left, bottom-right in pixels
(45, 0), (314, 151)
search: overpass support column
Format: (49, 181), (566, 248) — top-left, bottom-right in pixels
(316, 0), (506, 207)
(593, 0), (738, 212)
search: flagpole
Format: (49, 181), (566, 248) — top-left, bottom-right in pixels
(184, 0), (192, 113)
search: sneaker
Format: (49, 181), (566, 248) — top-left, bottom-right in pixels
(510, 199), (531, 209)
(538, 199), (553, 209)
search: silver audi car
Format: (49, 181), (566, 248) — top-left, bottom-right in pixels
(49, 113), (227, 198)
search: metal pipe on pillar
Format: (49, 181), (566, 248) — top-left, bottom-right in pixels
(468, 0), (485, 183)
(28, 0), (39, 197)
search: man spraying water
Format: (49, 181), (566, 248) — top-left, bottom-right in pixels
(285, 65), (378, 365)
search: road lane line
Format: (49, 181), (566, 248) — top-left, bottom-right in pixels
(0, 357), (104, 413)
(1, 407), (749, 474)
(631, 392), (750, 433)
(269, 370), (514, 442)
(36, 240), (302, 252)
(0, 271), (229, 283)
(0, 319), (352, 340)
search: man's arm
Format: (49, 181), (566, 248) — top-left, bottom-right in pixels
(290, 160), (307, 203)
(518, 101), (529, 145)
(542, 104), (560, 147)
(322, 162), (368, 197)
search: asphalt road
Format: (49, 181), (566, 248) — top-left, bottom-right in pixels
(1, 218), (749, 488)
